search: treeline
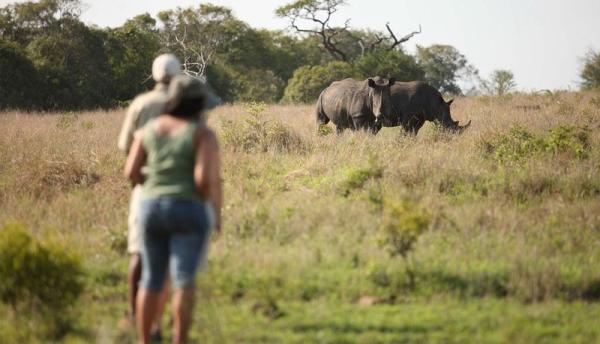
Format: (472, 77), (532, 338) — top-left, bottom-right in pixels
(0, 0), (478, 110)
(4, 0), (572, 111)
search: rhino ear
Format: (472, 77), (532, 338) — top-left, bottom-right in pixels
(446, 99), (454, 106)
(368, 78), (376, 88)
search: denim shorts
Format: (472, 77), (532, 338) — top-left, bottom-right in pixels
(138, 197), (212, 290)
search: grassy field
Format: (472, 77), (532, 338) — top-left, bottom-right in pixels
(1, 91), (600, 343)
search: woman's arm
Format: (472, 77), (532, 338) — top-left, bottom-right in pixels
(194, 129), (222, 232)
(124, 130), (147, 186)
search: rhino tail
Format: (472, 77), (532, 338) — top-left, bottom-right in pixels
(315, 92), (330, 128)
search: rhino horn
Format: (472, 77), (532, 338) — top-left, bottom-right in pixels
(457, 120), (471, 131)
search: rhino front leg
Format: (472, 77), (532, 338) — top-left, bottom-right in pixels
(352, 115), (380, 134)
(402, 117), (424, 135)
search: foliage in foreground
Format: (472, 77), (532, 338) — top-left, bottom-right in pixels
(0, 223), (84, 340)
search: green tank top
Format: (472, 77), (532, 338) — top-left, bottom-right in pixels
(141, 119), (202, 201)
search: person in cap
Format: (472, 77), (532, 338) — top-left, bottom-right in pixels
(118, 53), (181, 337)
(124, 75), (222, 344)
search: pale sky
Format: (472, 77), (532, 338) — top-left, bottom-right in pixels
(3, 0), (599, 91)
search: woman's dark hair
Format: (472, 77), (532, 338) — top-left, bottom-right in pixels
(168, 96), (206, 118)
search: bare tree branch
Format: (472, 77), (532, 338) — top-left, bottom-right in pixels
(276, 1), (422, 60)
(277, 0), (350, 61)
(386, 23), (421, 50)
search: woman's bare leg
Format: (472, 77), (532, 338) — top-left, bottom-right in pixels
(171, 287), (195, 344)
(136, 288), (160, 344)
(151, 279), (170, 334)
(128, 254), (142, 319)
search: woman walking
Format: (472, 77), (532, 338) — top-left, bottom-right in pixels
(125, 75), (222, 344)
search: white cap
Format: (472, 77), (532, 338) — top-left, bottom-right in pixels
(152, 54), (181, 83)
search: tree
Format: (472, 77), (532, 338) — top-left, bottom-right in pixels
(105, 14), (161, 102)
(581, 50), (600, 90)
(0, 0), (118, 109)
(253, 30), (310, 82)
(26, 17), (114, 109)
(0, 39), (41, 109)
(276, 0), (420, 62)
(282, 61), (357, 103)
(158, 4), (241, 79)
(234, 69), (286, 103)
(416, 44), (478, 95)
(206, 63), (286, 103)
(354, 49), (424, 81)
(0, 0), (84, 45)
(484, 69), (517, 96)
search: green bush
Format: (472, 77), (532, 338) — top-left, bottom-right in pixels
(220, 102), (307, 153)
(543, 125), (590, 158)
(0, 222), (84, 316)
(377, 200), (430, 289)
(340, 159), (383, 195)
(379, 200), (430, 259)
(483, 125), (590, 163)
(282, 61), (358, 103)
(56, 111), (79, 129)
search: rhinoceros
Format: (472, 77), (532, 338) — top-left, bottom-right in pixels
(386, 81), (471, 134)
(315, 77), (397, 134)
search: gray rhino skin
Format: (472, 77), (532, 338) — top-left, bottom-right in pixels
(387, 81), (471, 134)
(316, 77), (396, 134)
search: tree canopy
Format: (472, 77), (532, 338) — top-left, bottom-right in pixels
(0, 0), (520, 109)
(416, 44), (477, 96)
(581, 50), (600, 90)
(483, 69), (517, 96)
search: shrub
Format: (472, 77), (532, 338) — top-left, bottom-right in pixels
(379, 200), (430, 259)
(56, 112), (79, 129)
(482, 125), (590, 163)
(317, 124), (334, 136)
(0, 223), (84, 311)
(282, 61), (358, 103)
(543, 125), (590, 158)
(339, 155), (383, 195)
(220, 101), (306, 153)
(378, 200), (430, 289)
(0, 223), (84, 338)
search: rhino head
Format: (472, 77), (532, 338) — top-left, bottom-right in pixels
(368, 77), (396, 130)
(438, 98), (471, 132)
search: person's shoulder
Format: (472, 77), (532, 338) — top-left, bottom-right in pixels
(131, 89), (167, 108)
(127, 92), (150, 112)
